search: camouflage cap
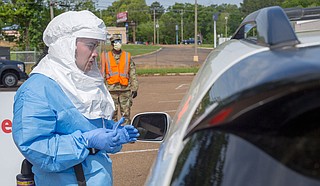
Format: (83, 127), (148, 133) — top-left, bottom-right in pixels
(110, 35), (121, 42)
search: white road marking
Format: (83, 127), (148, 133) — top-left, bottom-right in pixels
(115, 148), (159, 154)
(163, 110), (176, 113)
(175, 84), (189, 89)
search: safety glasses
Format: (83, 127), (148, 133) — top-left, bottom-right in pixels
(83, 42), (99, 51)
(77, 38), (100, 52)
(113, 40), (122, 44)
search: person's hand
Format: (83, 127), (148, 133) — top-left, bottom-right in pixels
(132, 91), (137, 98)
(82, 128), (120, 151)
(117, 125), (140, 144)
(112, 117), (125, 130)
(109, 144), (122, 154)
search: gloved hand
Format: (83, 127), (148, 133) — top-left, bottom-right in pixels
(112, 117), (125, 130)
(116, 125), (140, 144)
(109, 144), (122, 154)
(103, 129), (123, 153)
(132, 91), (137, 98)
(82, 128), (120, 151)
(105, 119), (116, 129)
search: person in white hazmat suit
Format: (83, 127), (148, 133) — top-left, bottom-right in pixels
(12, 10), (139, 186)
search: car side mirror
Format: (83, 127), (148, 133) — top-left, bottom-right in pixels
(131, 112), (171, 142)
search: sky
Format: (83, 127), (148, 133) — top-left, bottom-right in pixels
(97, 0), (243, 9)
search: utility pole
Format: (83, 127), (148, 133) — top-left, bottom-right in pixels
(50, 0), (54, 20)
(225, 16), (228, 38)
(153, 8), (156, 45)
(175, 25), (179, 45)
(194, 0), (198, 62)
(156, 19), (159, 44)
(180, 10), (184, 43)
(213, 13), (219, 48)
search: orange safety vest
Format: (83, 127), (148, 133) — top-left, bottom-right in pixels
(102, 51), (130, 86)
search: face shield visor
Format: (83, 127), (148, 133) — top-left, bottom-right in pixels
(75, 38), (107, 78)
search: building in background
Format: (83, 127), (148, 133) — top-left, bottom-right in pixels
(107, 27), (127, 44)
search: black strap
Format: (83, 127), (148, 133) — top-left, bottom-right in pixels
(21, 159), (87, 186)
(74, 163), (86, 186)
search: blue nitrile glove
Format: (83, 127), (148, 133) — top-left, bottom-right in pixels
(82, 128), (120, 151)
(112, 117), (125, 130)
(117, 125), (140, 144)
(105, 119), (115, 129)
(105, 129), (122, 153)
(109, 144), (122, 154)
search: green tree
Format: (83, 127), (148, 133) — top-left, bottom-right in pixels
(198, 4), (217, 44)
(281, 0), (320, 8)
(0, 0), (49, 50)
(100, 7), (117, 27)
(158, 12), (177, 44)
(159, 3), (188, 44)
(240, 0), (285, 16)
(150, 1), (165, 20)
(136, 21), (153, 43)
(0, 0), (96, 50)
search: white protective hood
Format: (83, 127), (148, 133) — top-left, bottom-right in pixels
(31, 10), (115, 119)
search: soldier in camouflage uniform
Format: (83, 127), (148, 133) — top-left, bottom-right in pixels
(101, 35), (138, 124)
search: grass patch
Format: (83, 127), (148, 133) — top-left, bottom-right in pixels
(26, 63), (200, 76)
(136, 66), (199, 75)
(122, 45), (161, 56)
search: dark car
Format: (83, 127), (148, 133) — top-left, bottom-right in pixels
(181, 38), (202, 45)
(0, 59), (28, 87)
(132, 6), (320, 186)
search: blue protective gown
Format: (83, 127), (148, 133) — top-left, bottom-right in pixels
(12, 73), (119, 186)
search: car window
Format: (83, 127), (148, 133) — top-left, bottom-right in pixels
(170, 128), (320, 186)
(244, 22), (257, 41)
(189, 66), (240, 128)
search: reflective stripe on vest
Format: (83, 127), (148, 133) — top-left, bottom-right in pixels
(105, 51), (130, 85)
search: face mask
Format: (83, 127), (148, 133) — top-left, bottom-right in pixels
(114, 43), (122, 51)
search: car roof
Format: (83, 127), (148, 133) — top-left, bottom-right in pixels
(147, 6), (320, 186)
(162, 6), (320, 142)
(182, 6), (320, 137)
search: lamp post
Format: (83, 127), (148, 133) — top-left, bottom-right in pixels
(194, 0), (198, 62)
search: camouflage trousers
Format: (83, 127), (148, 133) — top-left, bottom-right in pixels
(110, 90), (133, 124)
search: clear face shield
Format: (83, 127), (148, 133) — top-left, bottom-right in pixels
(76, 38), (107, 79)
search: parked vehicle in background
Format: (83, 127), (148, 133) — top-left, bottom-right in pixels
(181, 38), (202, 45)
(132, 6), (320, 186)
(135, 41), (146, 45)
(0, 59), (28, 87)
